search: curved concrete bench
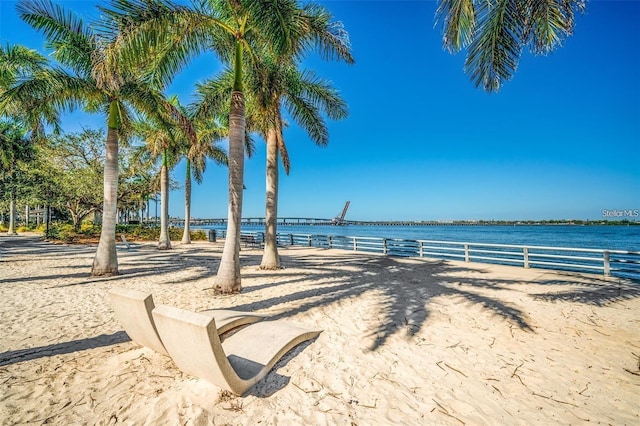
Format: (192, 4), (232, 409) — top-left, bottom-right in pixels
(152, 304), (321, 395)
(108, 288), (265, 356)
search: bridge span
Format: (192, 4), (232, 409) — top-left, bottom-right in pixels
(168, 218), (479, 227)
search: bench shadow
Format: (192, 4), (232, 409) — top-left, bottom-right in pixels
(0, 331), (131, 367)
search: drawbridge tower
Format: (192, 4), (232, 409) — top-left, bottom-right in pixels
(332, 201), (350, 225)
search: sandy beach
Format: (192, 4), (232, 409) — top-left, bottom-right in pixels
(1, 234), (639, 425)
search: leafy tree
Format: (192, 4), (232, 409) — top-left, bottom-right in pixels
(436, 0), (585, 91)
(8, 0), (195, 275)
(0, 119), (34, 234)
(37, 129), (105, 230)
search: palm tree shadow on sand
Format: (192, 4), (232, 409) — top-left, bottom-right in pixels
(219, 250), (640, 352)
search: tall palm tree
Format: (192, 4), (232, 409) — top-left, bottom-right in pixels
(180, 117), (227, 244)
(436, 0), (585, 92)
(104, 0), (353, 292)
(10, 0), (194, 275)
(132, 118), (183, 250)
(199, 56), (351, 269)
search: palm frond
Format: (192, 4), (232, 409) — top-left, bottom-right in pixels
(0, 44), (48, 87)
(299, 3), (355, 64)
(436, 0), (476, 52)
(282, 94), (328, 147)
(293, 69), (348, 121)
(464, 0), (524, 92)
(101, 0), (228, 90)
(526, 0), (578, 54)
(17, 0), (96, 76)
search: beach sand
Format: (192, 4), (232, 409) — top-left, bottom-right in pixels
(1, 235), (639, 425)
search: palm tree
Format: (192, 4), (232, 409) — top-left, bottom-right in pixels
(0, 43), (60, 135)
(9, 0), (194, 275)
(132, 118), (183, 250)
(104, 0), (354, 292)
(198, 56), (351, 269)
(180, 116), (227, 244)
(436, 0), (585, 92)
(0, 119), (33, 234)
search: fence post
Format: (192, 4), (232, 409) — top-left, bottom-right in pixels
(523, 247), (529, 269)
(383, 238), (387, 255)
(328, 235), (332, 249)
(419, 241), (423, 257)
(464, 244), (470, 262)
(307, 235), (311, 247)
(290, 234), (294, 245)
(603, 251), (610, 276)
(353, 237), (357, 251)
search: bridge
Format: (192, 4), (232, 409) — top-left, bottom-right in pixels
(168, 217), (483, 227)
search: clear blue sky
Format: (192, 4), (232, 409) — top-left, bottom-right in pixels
(1, 1), (639, 221)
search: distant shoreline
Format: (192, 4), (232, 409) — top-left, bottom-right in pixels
(337, 220), (640, 226)
(171, 218), (640, 227)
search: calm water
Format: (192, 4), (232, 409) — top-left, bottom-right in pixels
(202, 224), (640, 252)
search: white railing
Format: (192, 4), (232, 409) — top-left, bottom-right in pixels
(233, 231), (640, 279)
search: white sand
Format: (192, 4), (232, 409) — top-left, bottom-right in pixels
(1, 235), (639, 425)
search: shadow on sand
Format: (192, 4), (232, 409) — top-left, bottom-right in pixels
(3, 236), (638, 371)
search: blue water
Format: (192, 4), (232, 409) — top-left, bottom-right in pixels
(201, 224), (640, 252)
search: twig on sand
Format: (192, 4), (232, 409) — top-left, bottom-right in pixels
(623, 368), (640, 376)
(292, 382), (321, 393)
(432, 399), (465, 425)
(532, 392), (578, 407)
(511, 362), (525, 386)
(444, 363), (467, 378)
(492, 385), (503, 397)
(578, 382), (590, 395)
(358, 399), (378, 409)
(436, 361), (446, 372)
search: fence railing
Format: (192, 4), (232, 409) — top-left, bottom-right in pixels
(216, 231), (639, 279)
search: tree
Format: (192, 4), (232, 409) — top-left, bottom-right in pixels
(0, 119), (34, 234)
(198, 56), (351, 269)
(8, 0), (195, 275)
(180, 114), (227, 244)
(436, 0), (585, 92)
(0, 43), (60, 135)
(38, 129), (105, 230)
(105, 0), (354, 292)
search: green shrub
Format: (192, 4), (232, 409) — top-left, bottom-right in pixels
(42, 223), (211, 243)
(0, 223), (7, 232)
(46, 223), (78, 242)
(79, 223), (101, 237)
(16, 225), (31, 232)
(191, 230), (207, 241)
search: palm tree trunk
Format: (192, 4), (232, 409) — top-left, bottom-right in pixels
(158, 150), (172, 250)
(8, 193), (17, 235)
(260, 128), (280, 269)
(92, 123), (119, 276)
(214, 90), (245, 293)
(181, 159), (192, 244)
